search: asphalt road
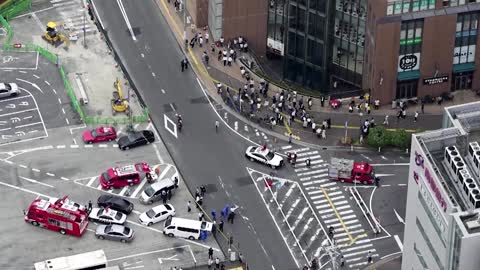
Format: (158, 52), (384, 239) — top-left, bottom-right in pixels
(92, 0), (299, 269)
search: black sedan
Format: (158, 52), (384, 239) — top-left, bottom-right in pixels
(97, 195), (134, 214)
(118, 130), (155, 150)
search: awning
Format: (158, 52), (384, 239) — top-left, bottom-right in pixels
(453, 63), (476, 73)
(397, 70), (420, 81)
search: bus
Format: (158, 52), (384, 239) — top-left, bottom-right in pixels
(34, 250), (108, 270)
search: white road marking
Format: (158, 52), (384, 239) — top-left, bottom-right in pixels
(52, 89), (57, 94)
(116, 0), (137, 40)
(394, 235), (403, 251)
(281, 145), (292, 150)
(46, 173), (55, 177)
(19, 164), (28, 169)
(0, 108), (37, 118)
(87, 177), (97, 187)
(360, 154), (372, 161)
(56, 145), (66, 149)
(0, 180), (52, 198)
(58, 98), (62, 104)
(163, 114), (177, 138)
(161, 89), (165, 94)
(152, 143), (164, 164)
(33, 74), (40, 79)
(99, 144), (108, 148)
(61, 177), (70, 181)
(84, 145), (93, 148)
(15, 122), (42, 129)
(62, 108), (66, 114)
(16, 78), (44, 93)
(44, 80), (50, 86)
(371, 163), (409, 166)
(19, 176), (54, 188)
(70, 145), (79, 148)
(118, 186), (129, 196)
(32, 168), (40, 172)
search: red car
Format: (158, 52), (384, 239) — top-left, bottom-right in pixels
(83, 126), (117, 144)
(100, 162), (151, 189)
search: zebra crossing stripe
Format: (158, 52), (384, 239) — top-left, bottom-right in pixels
(343, 248), (377, 258)
(307, 190), (324, 195)
(295, 159), (325, 167)
(297, 155), (321, 162)
(281, 145), (292, 150)
(329, 219), (359, 227)
(314, 195), (345, 204)
(290, 147), (310, 153)
(294, 164), (328, 172)
(295, 151), (318, 157)
(285, 199), (301, 220)
(291, 207), (309, 231)
(302, 178), (330, 186)
(297, 169), (327, 177)
(334, 229), (365, 238)
(319, 182), (337, 188)
(346, 254), (378, 263)
(300, 173), (329, 181)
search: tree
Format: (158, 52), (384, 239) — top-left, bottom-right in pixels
(367, 126), (389, 151)
(391, 129), (411, 150)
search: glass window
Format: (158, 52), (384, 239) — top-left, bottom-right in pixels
(297, 0), (306, 6)
(296, 34), (305, 58)
(308, 12), (315, 37)
(412, 0), (420, 11)
(315, 16), (325, 39)
(288, 32), (296, 55)
(416, 218), (445, 269)
(289, 5), (297, 29)
(400, 29), (406, 40)
(318, 0), (326, 13)
(387, 3), (394, 15)
(415, 27), (422, 38)
(298, 8), (306, 32)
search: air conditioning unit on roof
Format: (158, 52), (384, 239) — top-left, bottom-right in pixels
(452, 156), (465, 176)
(470, 188), (480, 209)
(464, 178), (475, 194)
(458, 169), (471, 184)
(468, 142), (480, 157)
(445, 146), (459, 164)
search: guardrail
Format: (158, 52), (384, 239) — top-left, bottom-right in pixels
(0, 14), (149, 126)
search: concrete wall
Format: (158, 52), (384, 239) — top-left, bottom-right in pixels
(208, 0), (223, 40)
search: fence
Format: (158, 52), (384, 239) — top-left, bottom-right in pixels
(0, 14), (149, 125)
(0, 0), (31, 21)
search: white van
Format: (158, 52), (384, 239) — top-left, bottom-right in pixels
(163, 217), (213, 240)
(140, 178), (176, 204)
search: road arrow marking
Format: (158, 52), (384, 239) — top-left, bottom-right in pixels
(5, 104), (15, 109)
(157, 254), (178, 264)
(393, 208), (405, 225)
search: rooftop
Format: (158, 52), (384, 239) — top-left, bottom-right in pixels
(414, 101), (480, 234)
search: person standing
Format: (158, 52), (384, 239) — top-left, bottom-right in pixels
(320, 96), (325, 107)
(211, 209), (217, 221)
(421, 102), (425, 114)
(288, 133), (293, 144)
(181, 59), (185, 72)
(215, 257), (220, 268)
(383, 115), (389, 126)
(340, 254), (345, 267)
(321, 128), (326, 140)
(198, 212), (204, 221)
(219, 219), (224, 232)
(414, 111), (419, 122)
(205, 32), (209, 43)
(208, 247), (214, 260)
(367, 250), (373, 263)
(187, 201), (191, 212)
(228, 211), (235, 224)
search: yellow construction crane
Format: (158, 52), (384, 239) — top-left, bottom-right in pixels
(42, 21), (70, 48)
(112, 78), (129, 115)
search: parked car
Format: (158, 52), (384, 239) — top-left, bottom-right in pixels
(88, 208), (127, 225)
(0, 83), (20, 99)
(139, 204), (175, 226)
(140, 178), (176, 204)
(245, 146), (284, 169)
(83, 126), (117, 144)
(118, 130), (155, 150)
(95, 224), (134, 243)
(97, 195), (134, 214)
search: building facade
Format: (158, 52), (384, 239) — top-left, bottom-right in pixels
(365, 0), (480, 105)
(402, 101), (480, 270)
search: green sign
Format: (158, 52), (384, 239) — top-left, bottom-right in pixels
(400, 37), (422, 45)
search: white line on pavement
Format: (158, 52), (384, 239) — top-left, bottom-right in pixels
(60, 177), (69, 181)
(87, 177), (97, 186)
(19, 176), (54, 188)
(394, 235), (403, 251)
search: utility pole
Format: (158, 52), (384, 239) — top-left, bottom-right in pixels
(320, 238), (341, 270)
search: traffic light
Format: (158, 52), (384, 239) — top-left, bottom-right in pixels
(88, 6), (94, 21)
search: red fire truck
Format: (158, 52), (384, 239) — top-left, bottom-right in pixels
(24, 196), (89, 237)
(328, 158), (376, 184)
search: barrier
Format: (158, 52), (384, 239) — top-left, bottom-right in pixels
(0, 0), (31, 21)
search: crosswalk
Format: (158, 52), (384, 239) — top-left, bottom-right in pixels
(249, 145), (380, 269)
(50, 0), (96, 40)
(73, 163), (178, 198)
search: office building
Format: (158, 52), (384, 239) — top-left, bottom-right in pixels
(365, 0), (480, 104)
(402, 101), (480, 270)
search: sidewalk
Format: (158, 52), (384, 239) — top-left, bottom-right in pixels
(156, 0), (475, 147)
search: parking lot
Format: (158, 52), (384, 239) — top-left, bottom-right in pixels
(0, 51), (79, 146)
(0, 128), (222, 269)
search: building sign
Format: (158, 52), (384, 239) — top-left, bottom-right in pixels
(398, 53), (420, 72)
(453, 45), (476, 64)
(423, 76), (449, 85)
(415, 151), (447, 212)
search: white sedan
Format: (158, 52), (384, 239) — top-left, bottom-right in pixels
(139, 203), (175, 226)
(0, 83), (20, 99)
(89, 208), (127, 225)
(245, 146), (284, 169)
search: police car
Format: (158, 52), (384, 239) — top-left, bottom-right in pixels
(88, 208), (127, 225)
(245, 146), (284, 169)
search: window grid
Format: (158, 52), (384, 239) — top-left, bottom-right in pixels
(416, 218), (445, 270)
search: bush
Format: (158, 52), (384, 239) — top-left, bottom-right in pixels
(367, 126), (390, 149)
(390, 129), (411, 149)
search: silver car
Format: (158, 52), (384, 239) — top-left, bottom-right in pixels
(95, 224), (135, 243)
(0, 83), (20, 99)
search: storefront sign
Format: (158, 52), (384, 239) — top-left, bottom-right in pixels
(415, 151), (447, 212)
(398, 53), (420, 72)
(423, 76), (449, 85)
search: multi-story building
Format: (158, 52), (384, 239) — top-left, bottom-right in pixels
(365, 0), (480, 105)
(402, 101), (480, 270)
